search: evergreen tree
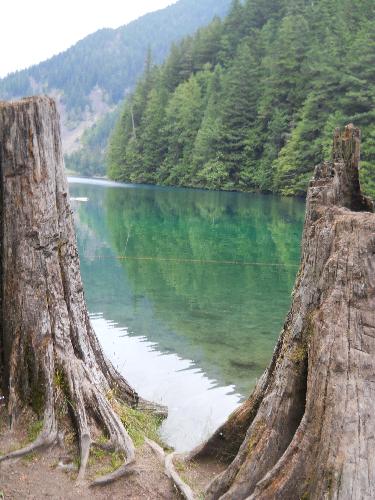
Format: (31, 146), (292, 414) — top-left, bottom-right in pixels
(159, 74), (205, 185)
(107, 0), (375, 197)
(140, 76), (169, 180)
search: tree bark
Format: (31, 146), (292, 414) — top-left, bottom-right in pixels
(190, 124), (375, 499)
(0, 96), (165, 485)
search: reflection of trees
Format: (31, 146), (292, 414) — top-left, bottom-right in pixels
(69, 183), (305, 395)
(102, 185), (305, 394)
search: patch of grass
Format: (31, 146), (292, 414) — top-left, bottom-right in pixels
(91, 450), (125, 477)
(174, 459), (187, 473)
(73, 454), (81, 469)
(23, 451), (37, 462)
(120, 406), (163, 447)
(108, 451), (124, 472)
(108, 394), (163, 447)
(88, 433), (126, 477)
(27, 420), (43, 442)
(89, 445), (106, 464)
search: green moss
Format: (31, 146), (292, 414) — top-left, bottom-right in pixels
(326, 469), (335, 498)
(247, 419), (266, 455)
(289, 344), (308, 363)
(30, 383), (45, 417)
(289, 315), (315, 366)
(54, 367), (74, 416)
(25, 340), (46, 417)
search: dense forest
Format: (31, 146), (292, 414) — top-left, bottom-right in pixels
(0, 0), (231, 114)
(108, 0), (375, 196)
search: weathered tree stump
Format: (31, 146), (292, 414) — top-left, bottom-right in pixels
(191, 125), (375, 499)
(0, 96), (165, 485)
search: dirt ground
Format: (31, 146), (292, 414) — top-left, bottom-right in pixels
(0, 407), (179, 500)
(0, 442), (180, 499)
(0, 409), (224, 500)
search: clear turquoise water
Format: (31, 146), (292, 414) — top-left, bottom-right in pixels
(69, 178), (305, 450)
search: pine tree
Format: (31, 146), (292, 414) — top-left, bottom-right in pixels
(107, 0), (375, 197)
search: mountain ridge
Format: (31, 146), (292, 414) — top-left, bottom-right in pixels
(0, 0), (231, 154)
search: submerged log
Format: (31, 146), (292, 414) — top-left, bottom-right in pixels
(0, 96), (166, 485)
(191, 125), (375, 499)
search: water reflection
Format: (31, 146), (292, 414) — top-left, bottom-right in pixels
(69, 177), (305, 450)
(92, 314), (241, 451)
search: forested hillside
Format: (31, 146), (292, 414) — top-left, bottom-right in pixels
(108, 0), (375, 196)
(0, 0), (231, 174)
(0, 0), (231, 112)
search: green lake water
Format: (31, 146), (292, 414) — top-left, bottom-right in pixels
(69, 177), (305, 450)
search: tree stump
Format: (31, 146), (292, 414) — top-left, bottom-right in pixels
(191, 125), (375, 499)
(0, 96), (165, 485)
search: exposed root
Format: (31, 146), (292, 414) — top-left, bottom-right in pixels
(145, 438), (197, 500)
(145, 437), (165, 463)
(0, 345), (58, 464)
(76, 433), (91, 483)
(91, 462), (139, 487)
(0, 428), (58, 462)
(60, 362), (138, 486)
(166, 452), (197, 500)
(138, 398), (168, 419)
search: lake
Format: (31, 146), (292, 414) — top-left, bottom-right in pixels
(68, 177), (305, 451)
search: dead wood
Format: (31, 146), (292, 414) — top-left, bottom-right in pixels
(190, 125), (375, 500)
(0, 96), (166, 486)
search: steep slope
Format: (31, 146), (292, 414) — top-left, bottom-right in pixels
(0, 0), (231, 155)
(108, 0), (375, 196)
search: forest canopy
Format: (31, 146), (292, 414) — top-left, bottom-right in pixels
(107, 0), (375, 196)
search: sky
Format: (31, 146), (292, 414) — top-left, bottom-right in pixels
(0, 0), (175, 78)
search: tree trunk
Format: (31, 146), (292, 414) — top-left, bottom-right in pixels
(0, 96), (165, 485)
(190, 124), (375, 499)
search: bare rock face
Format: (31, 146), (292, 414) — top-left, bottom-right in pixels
(191, 125), (375, 499)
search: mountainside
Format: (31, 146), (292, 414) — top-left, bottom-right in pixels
(107, 0), (375, 197)
(0, 0), (231, 157)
